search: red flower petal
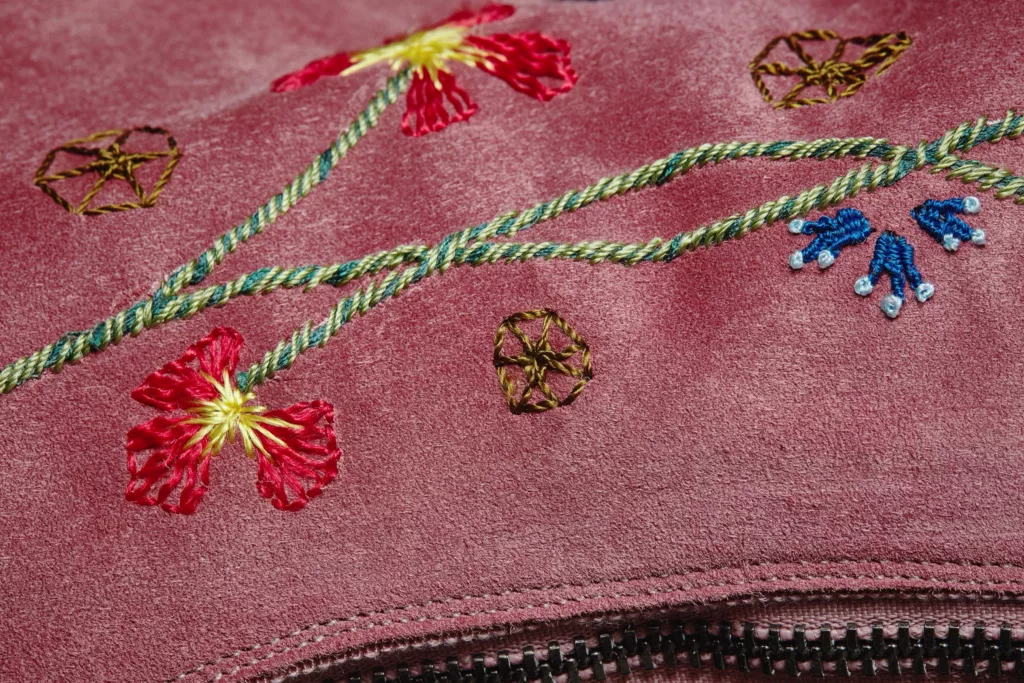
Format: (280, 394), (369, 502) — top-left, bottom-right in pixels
(437, 4), (515, 28)
(271, 51), (353, 92)
(401, 69), (480, 137)
(253, 400), (341, 511)
(131, 327), (244, 412)
(126, 415), (211, 514)
(468, 32), (578, 101)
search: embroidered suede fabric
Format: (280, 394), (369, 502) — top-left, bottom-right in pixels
(1, 0), (1023, 681)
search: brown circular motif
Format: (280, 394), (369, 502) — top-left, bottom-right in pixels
(34, 126), (181, 215)
(493, 309), (593, 415)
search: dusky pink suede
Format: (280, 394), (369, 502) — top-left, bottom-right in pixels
(2, 0), (1024, 681)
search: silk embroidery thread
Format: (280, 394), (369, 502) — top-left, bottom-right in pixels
(271, 4), (576, 136)
(790, 197), (985, 318)
(126, 327), (340, 514)
(34, 127), (181, 215)
(911, 196), (986, 251)
(493, 309), (593, 414)
(749, 29), (912, 109)
(854, 231), (934, 319)
(3, 111), (1023, 395)
(787, 207), (872, 270)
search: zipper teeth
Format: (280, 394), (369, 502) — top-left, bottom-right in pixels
(339, 619), (1024, 682)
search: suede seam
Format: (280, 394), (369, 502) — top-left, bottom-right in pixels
(265, 590), (1024, 683)
(171, 560), (1024, 682)
(222, 574), (1024, 682)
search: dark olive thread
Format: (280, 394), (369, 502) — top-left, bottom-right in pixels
(33, 126), (181, 215)
(749, 30), (912, 109)
(493, 309), (593, 414)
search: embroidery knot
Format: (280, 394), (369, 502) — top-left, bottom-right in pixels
(749, 29), (912, 108)
(493, 309), (592, 415)
(33, 127), (181, 216)
(854, 231), (933, 318)
(911, 196), (985, 251)
(801, 59), (860, 89)
(788, 207), (872, 270)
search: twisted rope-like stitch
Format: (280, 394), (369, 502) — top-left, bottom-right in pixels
(749, 29), (912, 109)
(234, 112), (1024, 389)
(157, 71), (411, 300)
(2, 111), (1022, 395)
(493, 309), (592, 414)
(33, 127), (182, 215)
(0, 71), (411, 395)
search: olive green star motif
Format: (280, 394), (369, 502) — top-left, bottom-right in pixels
(34, 127), (181, 215)
(493, 309), (593, 415)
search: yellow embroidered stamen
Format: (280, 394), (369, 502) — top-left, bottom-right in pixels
(183, 369), (299, 459)
(342, 24), (494, 88)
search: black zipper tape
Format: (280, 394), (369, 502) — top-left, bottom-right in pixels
(338, 619), (1024, 682)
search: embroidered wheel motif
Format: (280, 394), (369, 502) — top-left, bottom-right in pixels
(34, 126), (181, 215)
(749, 29), (911, 109)
(493, 309), (593, 415)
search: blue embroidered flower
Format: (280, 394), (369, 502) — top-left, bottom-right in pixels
(910, 196), (985, 252)
(788, 207), (872, 270)
(853, 231), (934, 318)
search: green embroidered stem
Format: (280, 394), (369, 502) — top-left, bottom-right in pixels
(0, 70), (412, 395)
(112, 136), (906, 326)
(234, 111), (1024, 389)
(157, 69), (412, 298)
(1, 108), (1022, 395)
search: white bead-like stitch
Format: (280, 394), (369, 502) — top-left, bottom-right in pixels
(881, 294), (903, 319)
(964, 195), (982, 214)
(854, 276), (874, 296)
(789, 251), (805, 270)
(915, 282), (935, 302)
(817, 250), (836, 269)
(971, 228), (987, 246)
(788, 218), (806, 234)
(943, 234), (961, 252)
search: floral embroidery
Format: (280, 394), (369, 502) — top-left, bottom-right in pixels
(789, 197), (985, 318)
(911, 196), (986, 251)
(749, 29), (911, 109)
(126, 328), (340, 514)
(787, 208), (872, 270)
(4, 113), (1023, 396)
(854, 231), (933, 319)
(271, 4), (577, 136)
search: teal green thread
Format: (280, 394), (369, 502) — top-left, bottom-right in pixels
(157, 70), (410, 300)
(2, 109), (1023, 395)
(0, 70), (411, 393)
(234, 111), (1024, 389)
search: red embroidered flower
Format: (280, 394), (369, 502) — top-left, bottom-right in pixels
(125, 328), (340, 514)
(271, 4), (577, 136)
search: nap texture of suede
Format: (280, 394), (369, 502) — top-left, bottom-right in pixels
(1, 0), (1023, 681)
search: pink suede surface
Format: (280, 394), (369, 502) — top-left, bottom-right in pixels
(2, 0), (1024, 681)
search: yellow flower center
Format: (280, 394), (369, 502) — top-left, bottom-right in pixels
(184, 369), (298, 459)
(342, 24), (494, 87)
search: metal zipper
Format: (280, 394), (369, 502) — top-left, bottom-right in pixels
(339, 619), (1024, 682)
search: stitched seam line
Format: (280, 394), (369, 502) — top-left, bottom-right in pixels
(263, 590), (1024, 683)
(169, 559), (1024, 681)
(214, 574), (1024, 682)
